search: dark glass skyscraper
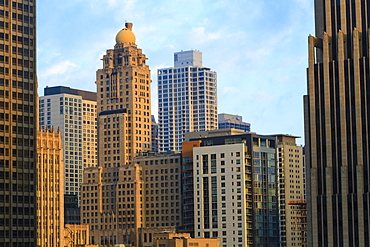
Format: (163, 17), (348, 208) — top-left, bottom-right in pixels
(0, 1), (37, 246)
(304, 1), (370, 246)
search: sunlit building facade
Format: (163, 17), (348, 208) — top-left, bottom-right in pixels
(36, 129), (64, 247)
(0, 1), (37, 246)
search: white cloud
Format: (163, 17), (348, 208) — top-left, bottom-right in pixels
(41, 61), (79, 78)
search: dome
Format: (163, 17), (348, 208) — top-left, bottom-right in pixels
(115, 23), (136, 44)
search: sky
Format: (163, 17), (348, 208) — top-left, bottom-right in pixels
(38, 0), (314, 144)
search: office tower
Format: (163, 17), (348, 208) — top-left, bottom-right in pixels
(158, 50), (218, 152)
(81, 23), (183, 247)
(273, 135), (306, 247)
(81, 153), (182, 246)
(96, 22), (151, 165)
(37, 129), (64, 247)
(0, 1), (37, 246)
(151, 115), (159, 153)
(304, 1), (370, 246)
(39, 86), (97, 197)
(182, 129), (279, 246)
(218, 113), (251, 132)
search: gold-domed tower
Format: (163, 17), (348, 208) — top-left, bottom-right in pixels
(115, 22), (136, 44)
(82, 23), (152, 246)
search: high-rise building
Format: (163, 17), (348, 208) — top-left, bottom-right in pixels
(273, 134), (306, 247)
(218, 113), (251, 132)
(0, 1), (37, 246)
(182, 129), (280, 246)
(304, 1), (370, 246)
(81, 152), (182, 246)
(96, 22), (151, 165)
(39, 86), (97, 197)
(81, 23), (184, 247)
(158, 50), (218, 152)
(36, 128), (64, 247)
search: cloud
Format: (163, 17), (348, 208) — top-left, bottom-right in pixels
(41, 61), (79, 78)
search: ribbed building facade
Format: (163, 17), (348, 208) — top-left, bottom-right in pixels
(304, 1), (370, 246)
(0, 1), (37, 246)
(36, 128), (64, 247)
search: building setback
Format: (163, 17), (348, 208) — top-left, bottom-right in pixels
(81, 153), (182, 246)
(80, 23), (183, 247)
(182, 129), (280, 246)
(40, 86), (97, 197)
(158, 50), (218, 152)
(304, 0), (370, 246)
(0, 1), (37, 246)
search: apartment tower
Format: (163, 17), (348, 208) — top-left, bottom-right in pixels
(182, 129), (280, 246)
(304, 0), (370, 246)
(273, 135), (306, 246)
(39, 86), (97, 197)
(158, 50), (218, 152)
(0, 1), (37, 246)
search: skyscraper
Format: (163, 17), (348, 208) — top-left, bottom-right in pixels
(158, 50), (218, 152)
(0, 1), (37, 246)
(39, 86), (97, 197)
(36, 128), (64, 247)
(304, 1), (370, 246)
(80, 23), (184, 247)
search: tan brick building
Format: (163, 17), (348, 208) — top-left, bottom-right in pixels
(81, 153), (182, 247)
(37, 128), (64, 247)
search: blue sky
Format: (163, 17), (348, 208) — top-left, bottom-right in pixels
(38, 0), (314, 144)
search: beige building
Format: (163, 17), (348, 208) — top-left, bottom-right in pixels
(81, 23), (184, 247)
(153, 233), (219, 247)
(96, 22), (151, 166)
(182, 129), (280, 246)
(81, 153), (182, 246)
(63, 224), (98, 247)
(274, 135), (306, 246)
(37, 128), (64, 247)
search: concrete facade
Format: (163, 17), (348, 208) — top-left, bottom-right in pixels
(40, 86), (97, 197)
(274, 135), (306, 246)
(158, 50), (218, 152)
(304, 1), (370, 246)
(182, 129), (280, 246)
